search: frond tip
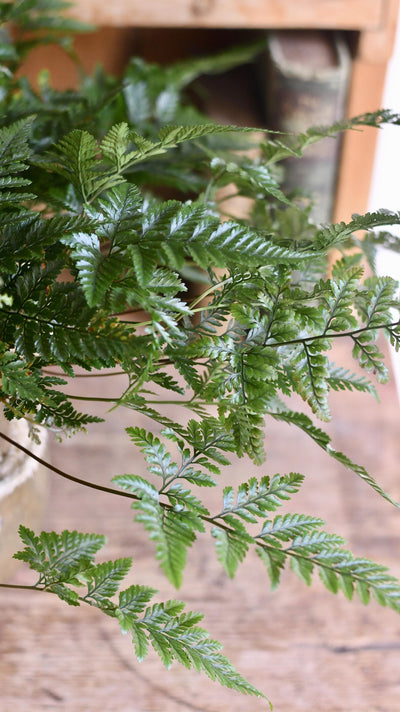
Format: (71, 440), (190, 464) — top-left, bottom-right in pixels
(256, 517), (400, 612)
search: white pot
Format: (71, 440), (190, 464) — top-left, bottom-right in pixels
(0, 417), (48, 580)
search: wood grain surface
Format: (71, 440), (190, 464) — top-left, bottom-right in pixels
(66, 0), (384, 30)
(1, 339), (400, 711)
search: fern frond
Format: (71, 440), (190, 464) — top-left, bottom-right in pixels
(0, 116), (33, 174)
(210, 476), (304, 578)
(317, 266), (363, 334)
(48, 129), (119, 202)
(386, 321), (400, 351)
(165, 483), (210, 517)
(0, 212), (93, 273)
(317, 210), (400, 251)
(124, 427), (179, 482)
(12, 526), (264, 698)
(128, 600), (266, 699)
(112, 474), (159, 501)
(222, 405), (266, 464)
(215, 473), (304, 523)
(132, 495), (196, 588)
(100, 122), (138, 172)
(351, 334), (388, 382)
(327, 365), (378, 399)
(289, 342), (331, 420)
(13, 526), (106, 585)
(212, 523), (251, 578)
(81, 558), (132, 606)
(268, 406), (399, 507)
(65, 231), (127, 308)
(257, 534), (400, 612)
(212, 156), (290, 205)
(259, 512), (324, 543)
(188, 218), (313, 270)
(261, 112), (400, 168)
(356, 276), (399, 328)
(0, 269), (145, 370)
(157, 122), (256, 148)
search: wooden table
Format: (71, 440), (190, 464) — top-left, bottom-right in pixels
(59, 0), (400, 222)
(2, 340), (400, 711)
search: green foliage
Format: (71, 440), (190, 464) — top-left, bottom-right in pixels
(13, 525), (266, 700)
(2, 1), (400, 704)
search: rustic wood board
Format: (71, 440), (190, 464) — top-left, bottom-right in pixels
(1, 339), (400, 711)
(67, 0), (383, 30)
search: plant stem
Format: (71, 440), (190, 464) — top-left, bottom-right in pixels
(265, 319), (400, 350)
(42, 369), (127, 378)
(63, 394), (121, 403)
(0, 430), (138, 502)
(0, 583), (43, 592)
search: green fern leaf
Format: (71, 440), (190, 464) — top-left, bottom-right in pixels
(47, 583), (81, 606)
(212, 524), (250, 578)
(257, 523), (400, 612)
(165, 483), (210, 518)
(100, 122), (135, 171)
(116, 584), (158, 632)
(289, 343), (331, 420)
(222, 406), (266, 464)
(317, 266), (363, 333)
(158, 123), (256, 147)
(49, 129), (119, 202)
(113, 474), (159, 501)
(130, 601), (266, 699)
(12, 526), (263, 695)
(356, 275), (398, 328)
(13, 526), (106, 584)
(122, 398), (188, 436)
(213, 156), (290, 205)
(67, 231), (126, 308)
(259, 513), (324, 543)
(327, 365), (378, 399)
(125, 427), (179, 482)
(351, 334), (388, 382)
(82, 558), (132, 605)
(0, 116), (33, 174)
(268, 406), (399, 507)
(256, 546), (286, 590)
(132, 496), (194, 588)
(216, 473), (304, 523)
(317, 210), (400, 251)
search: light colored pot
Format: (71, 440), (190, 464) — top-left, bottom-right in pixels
(0, 417), (48, 581)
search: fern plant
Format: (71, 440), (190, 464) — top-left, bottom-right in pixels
(1, 0), (400, 706)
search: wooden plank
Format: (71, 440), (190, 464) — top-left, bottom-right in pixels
(333, 60), (388, 222)
(67, 0), (384, 29)
(358, 0), (400, 61)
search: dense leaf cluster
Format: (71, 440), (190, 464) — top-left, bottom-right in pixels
(2, 0), (400, 702)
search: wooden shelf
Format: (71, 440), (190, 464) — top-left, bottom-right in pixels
(37, 0), (400, 220)
(68, 0), (384, 30)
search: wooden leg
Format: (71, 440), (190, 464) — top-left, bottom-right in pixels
(333, 58), (388, 222)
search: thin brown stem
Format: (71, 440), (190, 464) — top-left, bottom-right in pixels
(0, 583), (44, 592)
(266, 319), (400, 349)
(42, 369), (127, 378)
(63, 394), (121, 403)
(0, 431), (138, 502)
